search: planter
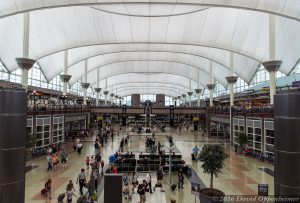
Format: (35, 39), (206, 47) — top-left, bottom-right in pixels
(199, 188), (225, 203)
(237, 147), (243, 154)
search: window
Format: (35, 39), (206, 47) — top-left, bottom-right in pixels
(140, 94), (156, 102)
(0, 62), (9, 80)
(121, 96), (131, 106)
(165, 96), (174, 106)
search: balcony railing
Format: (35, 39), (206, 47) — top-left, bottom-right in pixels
(27, 105), (90, 115)
(208, 106), (273, 118)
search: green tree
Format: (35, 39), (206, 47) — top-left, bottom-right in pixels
(26, 128), (36, 149)
(236, 132), (248, 150)
(198, 144), (227, 189)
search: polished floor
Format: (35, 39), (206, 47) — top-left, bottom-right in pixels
(25, 127), (274, 203)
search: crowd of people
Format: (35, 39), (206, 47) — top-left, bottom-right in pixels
(41, 122), (193, 203)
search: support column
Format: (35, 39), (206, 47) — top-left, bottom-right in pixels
(110, 93), (115, 105)
(81, 83), (90, 105)
(263, 61), (282, 104)
(187, 92), (193, 107)
(0, 88), (27, 203)
(59, 50), (71, 96)
(114, 95), (119, 106)
(15, 12), (35, 90)
(225, 52), (238, 106)
(274, 93), (300, 197)
(181, 94), (186, 106)
(177, 96), (181, 106)
(103, 91), (109, 106)
(94, 88), (101, 106)
(81, 60), (90, 105)
(263, 14), (282, 105)
(94, 68), (101, 105)
(195, 89), (202, 107)
(206, 84), (215, 107)
(225, 76), (238, 106)
(60, 75), (71, 96)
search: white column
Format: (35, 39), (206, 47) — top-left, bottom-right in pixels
(104, 78), (108, 106)
(96, 68), (100, 105)
(21, 12), (30, 88)
(229, 52), (235, 106)
(83, 60), (88, 105)
(209, 61), (214, 107)
(63, 50), (68, 96)
(209, 89), (213, 107)
(269, 70), (276, 104)
(269, 14), (276, 104)
(196, 70), (200, 106)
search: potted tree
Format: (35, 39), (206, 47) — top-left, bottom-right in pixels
(26, 129), (36, 161)
(198, 144), (227, 203)
(236, 132), (248, 153)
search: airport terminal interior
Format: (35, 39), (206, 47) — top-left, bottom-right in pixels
(0, 1), (300, 203)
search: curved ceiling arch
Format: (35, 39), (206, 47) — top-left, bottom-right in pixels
(66, 51), (232, 86)
(66, 50), (230, 72)
(94, 72), (200, 94)
(39, 44), (259, 84)
(101, 81), (193, 93)
(38, 42), (259, 63)
(77, 60), (214, 87)
(0, 2), (299, 22)
(117, 88), (192, 98)
(105, 83), (189, 95)
(117, 88), (182, 98)
(115, 86), (184, 95)
(91, 71), (200, 90)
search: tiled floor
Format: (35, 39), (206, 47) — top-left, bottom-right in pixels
(25, 128), (274, 203)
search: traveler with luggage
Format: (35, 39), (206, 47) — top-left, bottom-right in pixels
(153, 167), (163, 191)
(178, 167), (184, 189)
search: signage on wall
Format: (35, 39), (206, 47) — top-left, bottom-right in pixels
(191, 182), (201, 195)
(258, 184), (268, 196)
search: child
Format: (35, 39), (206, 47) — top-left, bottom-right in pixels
(44, 179), (52, 199)
(86, 156), (90, 169)
(100, 160), (104, 173)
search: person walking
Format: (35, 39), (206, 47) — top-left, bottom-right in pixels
(100, 160), (105, 173)
(76, 169), (86, 195)
(86, 156), (90, 170)
(44, 179), (52, 199)
(87, 176), (95, 199)
(60, 149), (67, 167)
(146, 171), (153, 193)
(178, 167), (184, 189)
(66, 187), (77, 203)
(46, 153), (53, 172)
(137, 180), (147, 203)
(66, 180), (75, 192)
(91, 164), (99, 190)
(123, 173), (130, 187)
(153, 167), (163, 191)
(94, 140), (99, 155)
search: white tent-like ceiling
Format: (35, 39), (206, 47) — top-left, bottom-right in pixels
(0, 1), (299, 97)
